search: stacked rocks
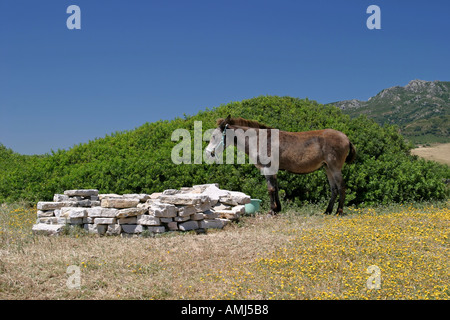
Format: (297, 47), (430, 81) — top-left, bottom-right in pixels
(31, 184), (251, 236)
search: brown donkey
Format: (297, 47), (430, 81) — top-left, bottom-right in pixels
(205, 116), (356, 215)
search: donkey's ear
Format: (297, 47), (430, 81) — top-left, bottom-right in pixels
(217, 115), (231, 130)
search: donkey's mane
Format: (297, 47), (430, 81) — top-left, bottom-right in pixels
(216, 117), (273, 129)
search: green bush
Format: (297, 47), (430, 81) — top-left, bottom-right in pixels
(0, 96), (448, 208)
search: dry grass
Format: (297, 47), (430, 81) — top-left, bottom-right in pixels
(0, 202), (448, 300)
(411, 143), (450, 166)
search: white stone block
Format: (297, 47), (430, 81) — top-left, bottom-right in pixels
(98, 193), (122, 200)
(201, 185), (228, 205)
(149, 202), (177, 218)
(195, 198), (211, 212)
(87, 207), (118, 218)
(232, 205), (246, 215)
(101, 198), (140, 209)
(178, 221), (199, 231)
(38, 217), (59, 224)
(37, 202), (66, 211)
(64, 189), (99, 197)
(37, 210), (55, 218)
(32, 223), (65, 235)
(94, 218), (116, 224)
(123, 194), (151, 202)
(53, 194), (69, 202)
(199, 219), (226, 229)
(61, 207), (87, 218)
(116, 207), (146, 218)
(177, 205), (196, 217)
(136, 215), (161, 226)
(214, 210), (240, 220)
(158, 194), (209, 206)
(149, 192), (162, 199)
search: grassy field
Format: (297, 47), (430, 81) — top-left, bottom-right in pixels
(411, 143), (450, 166)
(0, 201), (448, 300)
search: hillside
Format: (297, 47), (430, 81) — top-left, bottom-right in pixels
(330, 80), (450, 144)
(1, 96), (449, 206)
(411, 143), (450, 166)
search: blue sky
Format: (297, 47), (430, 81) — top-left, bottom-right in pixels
(1, 0), (449, 155)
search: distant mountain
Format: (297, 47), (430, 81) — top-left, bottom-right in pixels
(329, 80), (450, 144)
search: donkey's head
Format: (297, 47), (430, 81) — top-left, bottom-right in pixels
(205, 115), (231, 160)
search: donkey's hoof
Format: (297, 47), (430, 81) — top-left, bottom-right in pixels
(336, 208), (345, 216)
(265, 211), (277, 218)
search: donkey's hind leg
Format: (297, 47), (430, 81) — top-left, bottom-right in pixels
(265, 175), (281, 215)
(325, 168), (338, 214)
(334, 171), (346, 215)
(326, 167), (346, 215)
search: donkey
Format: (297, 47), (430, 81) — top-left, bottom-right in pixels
(205, 116), (356, 215)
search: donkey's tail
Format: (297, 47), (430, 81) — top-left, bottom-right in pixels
(346, 142), (356, 164)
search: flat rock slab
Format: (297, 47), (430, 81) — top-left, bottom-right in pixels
(199, 219), (226, 229)
(60, 207), (87, 218)
(87, 207), (118, 218)
(136, 215), (161, 226)
(32, 223), (65, 236)
(214, 209), (240, 220)
(64, 189), (99, 197)
(53, 194), (70, 202)
(178, 220), (199, 231)
(37, 201), (76, 211)
(177, 205), (196, 217)
(98, 194), (122, 200)
(219, 191), (251, 206)
(101, 198), (140, 209)
(94, 218), (116, 224)
(116, 207), (146, 218)
(201, 185), (229, 204)
(148, 202), (177, 218)
(123, 194), (151, 202)
(158, 194), (209, 206)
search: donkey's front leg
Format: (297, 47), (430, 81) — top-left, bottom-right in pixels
(265, 175), (281, 215)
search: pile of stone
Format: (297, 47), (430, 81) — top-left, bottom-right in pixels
(31, 184), (251, 236)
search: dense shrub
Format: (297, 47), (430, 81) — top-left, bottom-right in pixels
(1, 96), (449, 208)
